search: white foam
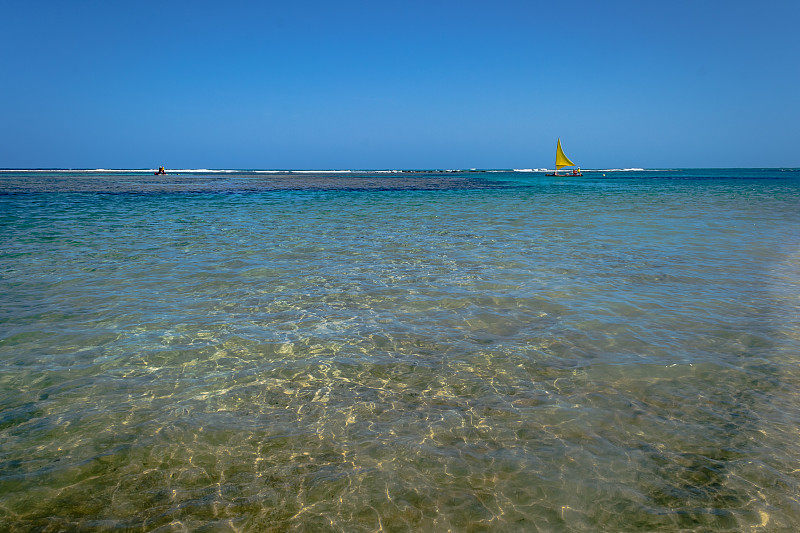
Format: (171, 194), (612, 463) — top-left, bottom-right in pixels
(92, 168), (146, 172)
(168, 169), (239, 173)
(0, 169), (156, 173)
(289, 170), (352, 173)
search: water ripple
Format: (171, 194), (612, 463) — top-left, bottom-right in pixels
(1, 170), (799, 531)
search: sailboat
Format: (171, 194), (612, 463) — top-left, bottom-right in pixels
(546, 138), (582, 176)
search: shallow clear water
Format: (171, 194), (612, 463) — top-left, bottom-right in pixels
(1, 169), (799, 531)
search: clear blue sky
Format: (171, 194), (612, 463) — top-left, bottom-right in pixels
(2, 0), (798, 169)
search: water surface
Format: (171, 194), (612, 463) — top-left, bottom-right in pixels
(1, 169), (799, 531)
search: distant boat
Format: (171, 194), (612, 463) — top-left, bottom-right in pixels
(546, 139), (582, 176)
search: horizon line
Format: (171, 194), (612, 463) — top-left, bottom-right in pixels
(2, 167), (799, 173)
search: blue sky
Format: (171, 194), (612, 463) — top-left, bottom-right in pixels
(1, 0), (798, 169)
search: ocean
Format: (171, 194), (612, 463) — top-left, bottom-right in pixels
(1, 168), (799, 531)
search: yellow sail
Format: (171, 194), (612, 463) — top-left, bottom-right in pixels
(555, 138), (575, 169)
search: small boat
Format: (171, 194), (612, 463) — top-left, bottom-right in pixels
(546, 139), (582, 176)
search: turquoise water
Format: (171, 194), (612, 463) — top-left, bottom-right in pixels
(1, 169), (799, 531)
